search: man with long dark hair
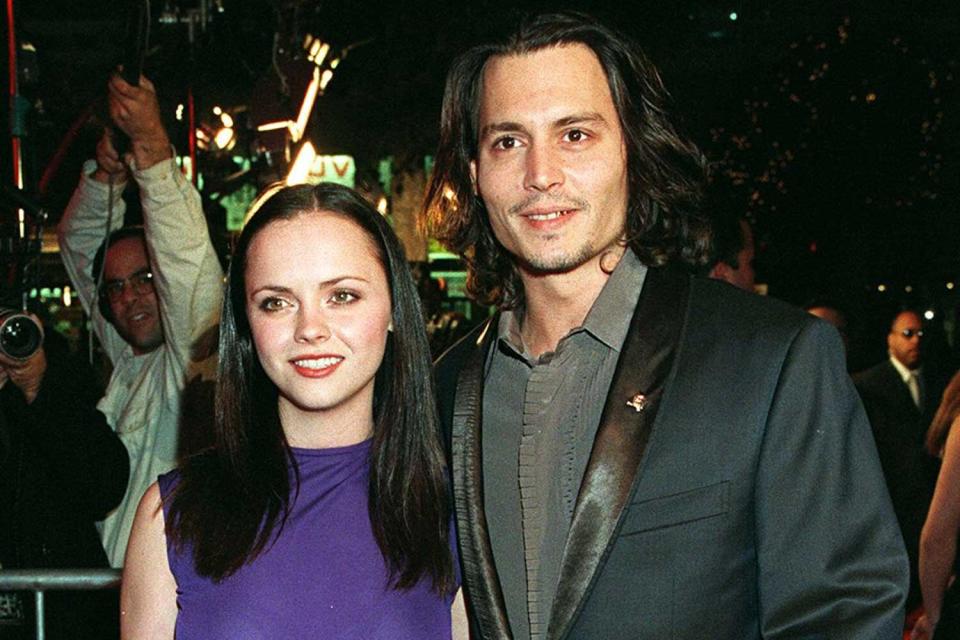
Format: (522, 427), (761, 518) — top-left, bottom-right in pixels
(426, 11), (907, 639)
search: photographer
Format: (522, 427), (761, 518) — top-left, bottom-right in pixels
(0, 318), (129, 639)
(57, 73), (222, 568)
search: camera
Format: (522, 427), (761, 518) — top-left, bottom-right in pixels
(0, 309), (43, 360)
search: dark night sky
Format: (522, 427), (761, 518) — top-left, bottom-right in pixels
(4, 0), (959, 327)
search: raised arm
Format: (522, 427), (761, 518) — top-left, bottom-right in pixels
(111, 74), (223, 369)
(59, 73), (223, 371)
(120, 482), (178, 640)
(57, 132), (130, 363)
(913, 417), (960, 639)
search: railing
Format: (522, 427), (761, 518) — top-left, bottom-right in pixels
(0, 569), (121, 640)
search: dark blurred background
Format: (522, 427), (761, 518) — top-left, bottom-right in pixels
(2, 0), (958, 370)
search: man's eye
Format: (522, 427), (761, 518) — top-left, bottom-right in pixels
(564, 129), (588, 143)
(493, 136), (518, 150)
(330, 290), (358, 304)
(104, 282), (124, 296)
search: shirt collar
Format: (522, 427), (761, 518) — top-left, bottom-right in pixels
(888, 354), (920, 382)
(581, 249), (647, 350)
(496, 249), (647, 359)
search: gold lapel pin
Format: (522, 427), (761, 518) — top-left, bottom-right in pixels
(626, 393), (648, 413)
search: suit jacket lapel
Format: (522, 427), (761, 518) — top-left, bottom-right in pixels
(451, 318), (513, 639)
(548, 266), (690, 640)
(881, 361), (922, 420)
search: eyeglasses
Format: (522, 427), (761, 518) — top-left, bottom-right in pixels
(895, 328), (924, 339)
(101, 270), (155, 302)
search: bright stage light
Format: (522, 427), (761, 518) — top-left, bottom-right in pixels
(287, 141), (317, 185)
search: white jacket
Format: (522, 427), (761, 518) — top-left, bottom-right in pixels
(58, 157), (223, 567)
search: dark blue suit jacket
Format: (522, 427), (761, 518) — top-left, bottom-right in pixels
(436, 266), (907, 639)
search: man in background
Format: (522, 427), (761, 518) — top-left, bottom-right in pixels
(707, 209), (756, 292)
(57, 73), (222, 567)
(856, 309), (947, 612)
(1, 319), (128, 638)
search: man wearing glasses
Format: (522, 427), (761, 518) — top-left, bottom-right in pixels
(856, 310), (946, 614)
(57, 73), (223, 568)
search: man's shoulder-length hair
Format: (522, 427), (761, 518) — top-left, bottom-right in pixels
(422, 10), (711, 309)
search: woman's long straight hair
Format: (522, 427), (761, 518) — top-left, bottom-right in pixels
(165, 183), (454, 592)
(927, 371), (960, 457)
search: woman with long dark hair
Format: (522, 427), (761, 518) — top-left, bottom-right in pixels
(120, 183), (464, 639)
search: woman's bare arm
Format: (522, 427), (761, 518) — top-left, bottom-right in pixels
(918, 416), (960, 631)
(120, 482), (178, 640)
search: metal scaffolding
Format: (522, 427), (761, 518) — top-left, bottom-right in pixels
(0, 569), (121, 640)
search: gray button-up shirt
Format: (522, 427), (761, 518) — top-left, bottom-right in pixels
(482, 251), (647, 640)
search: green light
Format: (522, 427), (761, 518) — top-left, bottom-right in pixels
(428, 251), (460, 262)
(222, 182), (258, 232)
(378, 156), (393, 193)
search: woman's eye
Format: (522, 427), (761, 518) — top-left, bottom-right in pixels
(330, 290), (358, 304)
(259, 297), (289, 312)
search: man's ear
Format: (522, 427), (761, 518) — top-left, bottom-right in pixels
(469, 159), (478, 195)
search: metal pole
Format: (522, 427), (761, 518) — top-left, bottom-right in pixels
(5, 0), (27, 242)
(34, 590), (44, 640)
(5, 0), (21, 188)
(0, 570), (121, 639)
(188, 87), (197, 185)
(0, 569), (122, 591)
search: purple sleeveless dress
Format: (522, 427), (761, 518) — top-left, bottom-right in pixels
(159, 439), (457, 639)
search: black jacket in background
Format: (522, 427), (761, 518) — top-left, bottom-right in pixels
(854, 359), (946, 611)
(0, 338), (129, 639)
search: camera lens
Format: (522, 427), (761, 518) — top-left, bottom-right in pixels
(0, 313), (43, 360)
